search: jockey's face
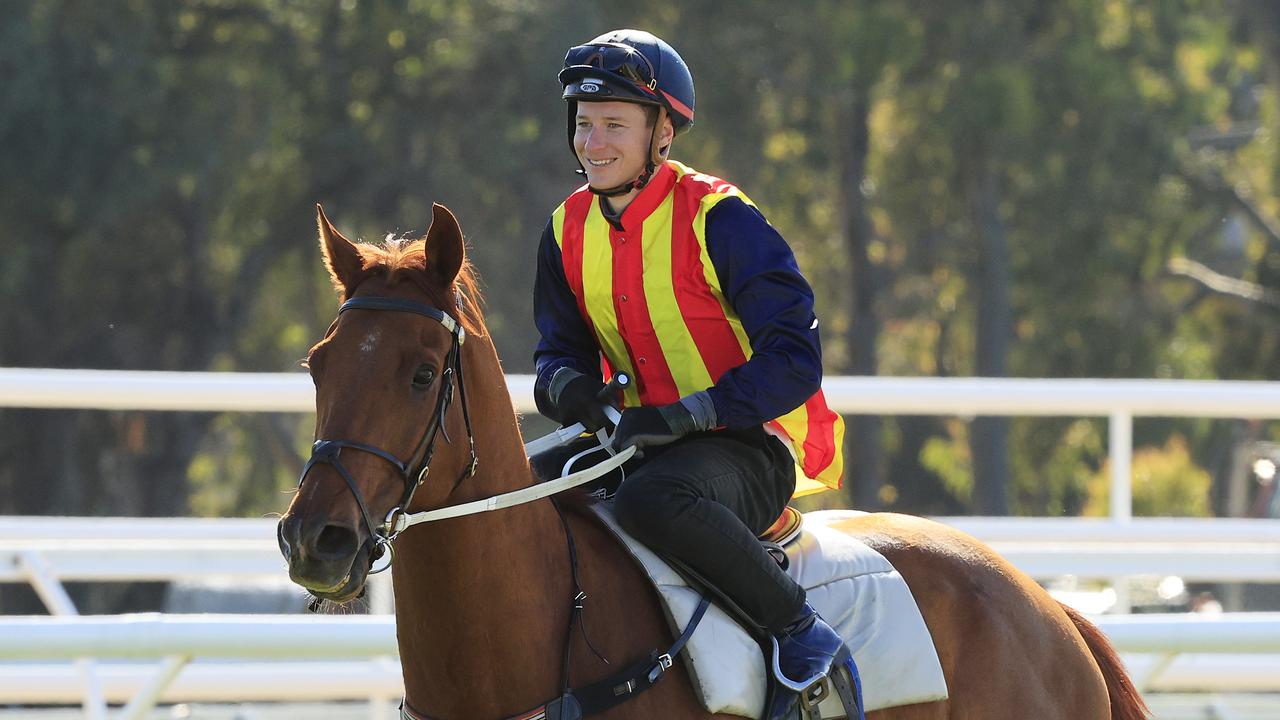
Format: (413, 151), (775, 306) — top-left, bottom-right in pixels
(574, 100), (659, 204)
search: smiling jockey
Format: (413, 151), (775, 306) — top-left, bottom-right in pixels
(532, 29), (851, 718)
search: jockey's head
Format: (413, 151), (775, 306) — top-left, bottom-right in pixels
(558, 29), (695, 197)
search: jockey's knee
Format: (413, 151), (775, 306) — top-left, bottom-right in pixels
(613, 473), (695, 547)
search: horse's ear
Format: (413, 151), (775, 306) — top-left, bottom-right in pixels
(425, 203), (465, 285)
(316, 204), (363, 295)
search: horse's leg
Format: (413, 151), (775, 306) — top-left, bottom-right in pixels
(835, 513), (1111, 720)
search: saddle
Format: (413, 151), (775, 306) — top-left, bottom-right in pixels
(594, 506), (949, 718)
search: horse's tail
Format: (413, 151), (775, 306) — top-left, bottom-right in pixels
(1059, 602), (1151, 720)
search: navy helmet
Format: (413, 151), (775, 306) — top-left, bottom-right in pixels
(559, 29), (695, 134)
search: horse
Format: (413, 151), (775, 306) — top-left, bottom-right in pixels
(277, 203), (1151, 720)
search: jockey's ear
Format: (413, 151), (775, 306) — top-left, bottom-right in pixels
(425, 203), (465, 286)
(651, 109), (675, 163)
(316, 204), (364, 298)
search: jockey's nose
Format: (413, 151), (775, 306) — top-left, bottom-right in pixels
(584, 128), (607, 153)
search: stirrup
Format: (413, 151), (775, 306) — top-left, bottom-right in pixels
(772, 649), (866, 720)
(806, 653), (866, 720)
(769, 680), (832, 720)
(799, 678), (828, 718)
(770, 634), (842, 693)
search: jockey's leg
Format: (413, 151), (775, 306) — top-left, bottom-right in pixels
(611, 427), (859, 719)
(612, 427), (802, 632)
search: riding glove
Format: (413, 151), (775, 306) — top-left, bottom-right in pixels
(610, 391), (717, 455)
(548, 368), (615, 432)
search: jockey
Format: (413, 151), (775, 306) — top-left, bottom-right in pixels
(532, 29), (852, 717)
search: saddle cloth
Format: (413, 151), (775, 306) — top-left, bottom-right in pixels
(592, 507), (950, 718)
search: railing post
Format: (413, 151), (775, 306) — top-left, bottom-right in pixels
(369, 572), (396, 718)
(1109, 411), (1134, 613)
(16, 551), (108, 720)
(1109, 410), (1134, 522)
(119, 655), (191, 720)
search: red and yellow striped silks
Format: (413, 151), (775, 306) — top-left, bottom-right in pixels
(551, 161), (845, 490)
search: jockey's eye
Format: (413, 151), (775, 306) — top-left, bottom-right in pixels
(411, 364), (436, 391)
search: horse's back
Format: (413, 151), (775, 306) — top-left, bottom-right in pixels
(826, 512), (1113, 720)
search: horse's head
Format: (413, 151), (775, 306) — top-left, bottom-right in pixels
(278, 203), (478, 603)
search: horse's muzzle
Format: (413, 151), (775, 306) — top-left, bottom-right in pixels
(277, 513), (369, 599)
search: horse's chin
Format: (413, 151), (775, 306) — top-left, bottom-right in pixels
(292, 543), (374, 603)
(310, 578), (366, 604)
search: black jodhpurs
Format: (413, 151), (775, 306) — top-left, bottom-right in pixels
(611, 426), (806, 635)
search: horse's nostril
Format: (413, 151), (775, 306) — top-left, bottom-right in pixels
(315, 523), (358, 560)
(277, 518), (294, 559)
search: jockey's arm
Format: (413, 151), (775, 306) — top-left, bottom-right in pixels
(700, 197), (824, 428)
(532, 218), (602, 420)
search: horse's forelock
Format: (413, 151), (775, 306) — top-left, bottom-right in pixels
(356, 236), (486, 337)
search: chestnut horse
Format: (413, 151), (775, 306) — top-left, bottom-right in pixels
(277, 203), (1150, 720)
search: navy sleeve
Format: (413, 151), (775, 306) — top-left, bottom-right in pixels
(532, 218), (601, 419)
(703, 197), (823, 428)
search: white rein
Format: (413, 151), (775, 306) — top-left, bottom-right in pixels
(384, 406), (630, 535)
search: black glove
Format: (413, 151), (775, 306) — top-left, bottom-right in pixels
(548, 369), (614, 432)
(610, 391), (717, 454)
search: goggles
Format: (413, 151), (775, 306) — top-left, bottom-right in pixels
(561, 42), (658, 92)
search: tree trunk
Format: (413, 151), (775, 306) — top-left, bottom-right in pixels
(972, 163), (1011, 515)
(839, 86), (883, 509)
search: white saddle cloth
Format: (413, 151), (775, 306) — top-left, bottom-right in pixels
(593, 507), (949, 718)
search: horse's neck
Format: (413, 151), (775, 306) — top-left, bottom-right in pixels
(390, 335), (700, 718)
(392, 335), (576, 715)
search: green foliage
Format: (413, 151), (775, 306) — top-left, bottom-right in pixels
(920, 419), (973, 505)
(1, 0), (1277, 522)
(1085, 434), (1214, 516)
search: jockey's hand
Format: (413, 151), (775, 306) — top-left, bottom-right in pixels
(548, 369), (615, 432)
(610, 391), (717, 454)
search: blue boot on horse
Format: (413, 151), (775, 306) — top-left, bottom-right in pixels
(769, 603), (863, 719)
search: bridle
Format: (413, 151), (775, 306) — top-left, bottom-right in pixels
(296, 295), (477, 574)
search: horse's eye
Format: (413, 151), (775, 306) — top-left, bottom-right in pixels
(412, 365), (436, 390)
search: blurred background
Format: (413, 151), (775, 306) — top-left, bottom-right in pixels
(3, 0), (1280, 622)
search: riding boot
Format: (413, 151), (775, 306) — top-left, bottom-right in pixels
(766, 603), (856, 720)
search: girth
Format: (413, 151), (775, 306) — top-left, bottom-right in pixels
(400, 596), (711, 720)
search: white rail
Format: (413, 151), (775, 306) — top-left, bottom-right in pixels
(0, 612), (1271, 658)
(3, 612), (1280, 707)
(5, 368), (1280, 418)
(4, 368), (1280, 524)
(0, 661), (404, 704)
(5, 516), (1280, 584)
(5, 656), (1279, 704)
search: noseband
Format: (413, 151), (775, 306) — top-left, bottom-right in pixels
(296, 295), (477, 573)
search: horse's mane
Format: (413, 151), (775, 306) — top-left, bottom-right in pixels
(350, 235), (487, 337)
